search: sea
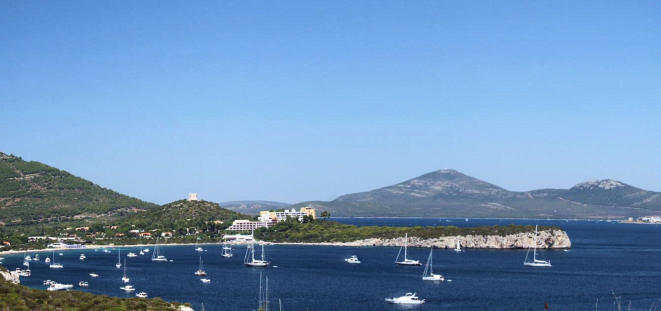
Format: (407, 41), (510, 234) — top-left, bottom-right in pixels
(2, 218), (660, 311)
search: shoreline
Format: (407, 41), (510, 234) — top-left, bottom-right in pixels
(0, 242), (231, 256)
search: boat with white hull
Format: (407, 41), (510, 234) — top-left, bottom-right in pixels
(151, 243), (168, 262)
(244, 241), (269, 267)
(385, 293), (425, 305)
(194, 256), (207, 276)
(395, 233), (421, 266)
(221, 243), (233, 258)
(523, 225), (551, 267)
(422, 248), (444, 281)
(344, 255), (361, 264)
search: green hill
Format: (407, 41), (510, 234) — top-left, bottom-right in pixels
(0, 152), (156, 225)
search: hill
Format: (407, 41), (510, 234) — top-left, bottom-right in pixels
(290, 169), (661, 218)
(222, 200), (290, 215)
(0, 152), (156, 225)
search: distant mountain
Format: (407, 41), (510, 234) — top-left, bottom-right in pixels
(0, 152), (156, 225)
(222, 200), (290, 215)
(290, 170), (661, 218)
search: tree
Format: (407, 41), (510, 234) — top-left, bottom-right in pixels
(320, 211), (331, 220)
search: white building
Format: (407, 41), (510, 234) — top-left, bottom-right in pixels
(226, 219), (274, 232)
(187, 193), (198, 201)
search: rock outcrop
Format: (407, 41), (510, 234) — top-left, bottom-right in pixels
(0, 268), (20, 284)
(272, 229), (571, 249)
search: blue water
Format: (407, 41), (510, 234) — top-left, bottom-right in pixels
(3, 219), (661, 311)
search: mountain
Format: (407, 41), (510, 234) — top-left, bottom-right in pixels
(290, 170), (661, 218)
(0, 152), (156, 225)
(222, 200), (290, 215)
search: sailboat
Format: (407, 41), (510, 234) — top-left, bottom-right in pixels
(115, 249), (122, 268)
(454, 240), (463, 253)
(151, 242), (168, 262)
(221, 242), (233, 258)
(422, 248), (444, 281)
(194, 256), (207, 276)
(395, 233), (421, 266)
(523, 225), (551, 267)
(49, 251), (63, 269)
(122, 258), (130, 283)
(244, 242), (269, 267)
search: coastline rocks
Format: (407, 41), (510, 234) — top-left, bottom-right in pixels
(271, 229), (571, 249)
(0, 269), (20, 284)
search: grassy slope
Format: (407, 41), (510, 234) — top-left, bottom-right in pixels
(0, 153), (156, 225)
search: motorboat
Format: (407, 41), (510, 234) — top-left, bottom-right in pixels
(127, 252), (137, 258)
(89, 273), (99, 278)
(194, 256), (207, 276)
(45, 257), (51, 263)
(143, 248), (150, 253)
(33, 254), (39, 261)
(15, 268), (31, 277)
(385, 292), (425, 305)
(200, 278), (211, 284)
(47, 282), (73, 291)
(78, 281), (88, 287)
(58, 253), (63, 256)
(195, 247), (204, 252)
(79, 254), (86, 260)
(422, 248), (444, 281)
(139, 250), (145, 255)
(120, 284), (135, 292)
(344, 255), (361, 264)
(523, 225), (552, 267)
(43, 280), (54, 286)
(221, 243), (233, 258)
(395, 233), (421, 266)
(136, 292), (148, 298)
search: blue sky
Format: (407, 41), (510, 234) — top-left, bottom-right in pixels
(2, 1), (660, 204)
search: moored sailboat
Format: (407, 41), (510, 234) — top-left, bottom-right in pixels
(422, 248), (444, 281)
(194, 256), (207, 276)
(151, 242), (168, 262)
(395, 233), (421, 266)
(244, 242), (269, 267)
(523, 225), (552, 267)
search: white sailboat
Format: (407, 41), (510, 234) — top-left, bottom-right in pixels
(121, 258), (130, 283)
(194, 256), (207, 276)
(151, 242), (167, 262)
(454, 240), (463, 253)
(221, 243), (233, 258)
(523, 225), (552, 267)
(49, 251), (63, 269)
(115, 249), (122, 269)
(422, 248), (444, 281)
(244, 242), (269, 267)
(395, 233), (421, 266)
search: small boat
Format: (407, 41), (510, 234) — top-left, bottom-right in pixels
(151, 243), (167, 262)
(121, 258), (130, 283)
(15, 268), (31, 277)
(79, 254), (86, 260)
(200, 278), (211, 284)
(244, 241), (270, 267)
(143, 248), (150, 253)
(24, 255), (32, 261)
(344, 255), (361, 264)
(221, 243), (233, 258)
(23, 260), (30, 267)
(89, 273), (99, 278)
(103, 249), (111, 253)
(136, 292), (148, 298)
(115, 249), (122, 268)
(139, 250), (145, 255)
(422, 248), (444, 281)
(43, 280), (54, 286)
(127, 252), (137, 258)
(33, 254), (40, 261)
(395, 233), (421, 266)
(454, 240), (463, 253)
(49, 251), (63, 269)
(78, 281), (88, 287)
(385, 292), (425, 305)
(194, 256), (207, 276)
(195, 247), (204, 252)
(58, 252), (63, 256)
(47, 282), (73, 291)
(120, 284), (135, 292)
(45, 257), (51, 263)
(523, 225), (552, 267)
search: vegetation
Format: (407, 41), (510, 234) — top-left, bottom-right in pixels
(255, 220), (557, 243)
(0, 153), (156, 225)
(0, 275), (189, 311)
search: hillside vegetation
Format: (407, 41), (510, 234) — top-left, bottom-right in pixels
(0, 153), (156, 225)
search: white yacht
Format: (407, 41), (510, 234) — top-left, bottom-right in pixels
(244, 242), (270, 267)
(49, 251), (63, 269)
(194, 256), (207, 276)
(136, 292), (148, 298)
(139, 250), (145, 256)
(127, 252), (137, 258)
(78, 281), (89, 287)
(102, 248), (111, 254)
(24, 255), (32, 261)
(121, 259), (130, 283)
(143, 248), (150, 253)
(89, 273), (99, 278)
(79, 254), (86, 261)
(151, 243), (168, 262)
(200, 278), (211, 284)
(454, 240), (463, 253)
(33, 254), (40, 261)
(385, 293), (425, 305)
(120, 284), (135, 292)
(58, 252), (63, 256)
(45, 257), (51, 263)
(344, 255), (361, 264)
(15, 268), (31, 277)
(115, 249), (122, 268)
(221, 243), (233, 258)
(195, 247), (204, 252)
(395, 233), (421, 266)
(47, 282), (73, 291)
(523, 225), (552, 267)
(422, 248), (444, 281)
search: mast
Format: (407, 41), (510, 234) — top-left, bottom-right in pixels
(533, 225), (538, 260)
(258, 272), (263, 308)
(265, 275), (269, 311)
(261, 244), (265, 261)
(404, 233), (408, 260)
